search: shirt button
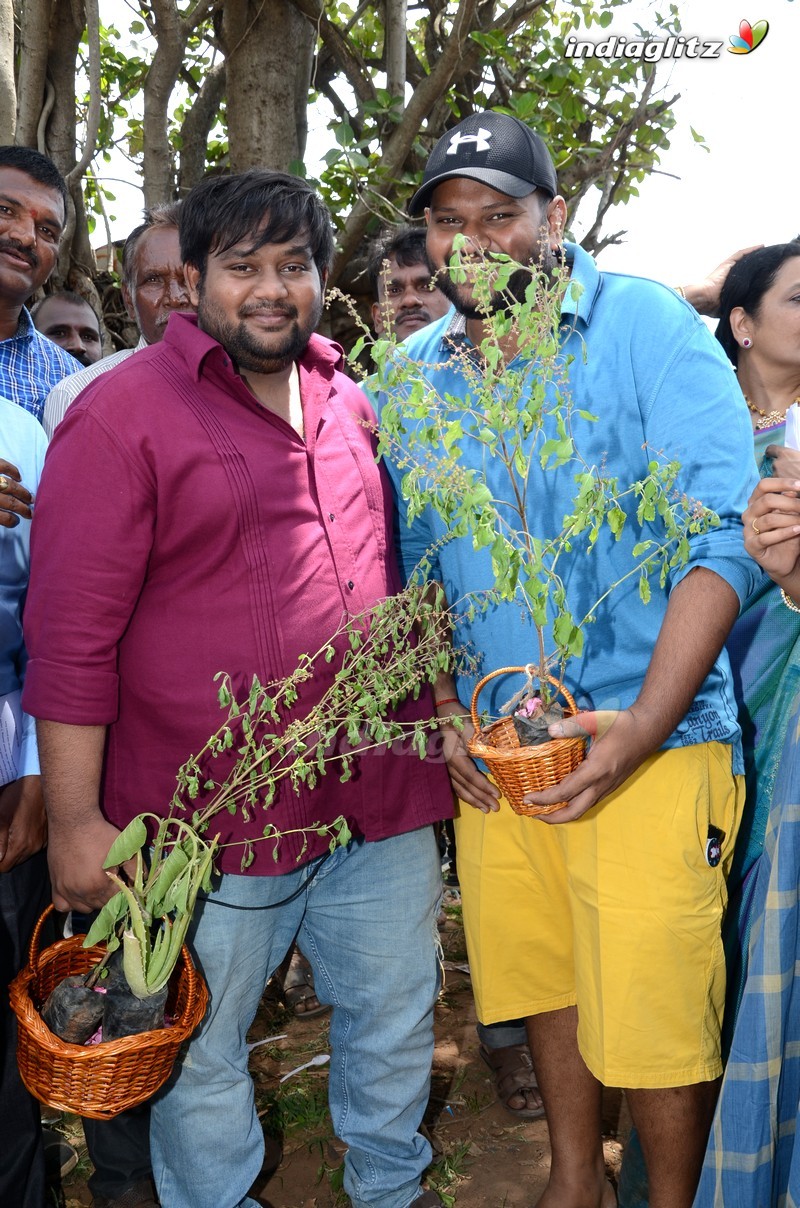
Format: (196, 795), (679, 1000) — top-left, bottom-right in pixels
(346, 580), (354, 591)
(329, 513), (335, 521)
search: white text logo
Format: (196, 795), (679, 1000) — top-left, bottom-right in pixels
(564, 34), (724, 62)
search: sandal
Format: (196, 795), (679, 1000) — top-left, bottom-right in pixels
(479, 1042), (546, 1119)
(281, 949), (331, 1019)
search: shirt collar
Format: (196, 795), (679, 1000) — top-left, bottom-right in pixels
(7, 307), (35, 343)
(560, 242), (602, 326)
(442, 309), (468, 350)
(162, 311), (346, 383)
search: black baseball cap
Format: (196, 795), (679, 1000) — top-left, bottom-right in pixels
(408, 112), (558, 216)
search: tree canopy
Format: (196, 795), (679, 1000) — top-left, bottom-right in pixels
(1, 0), (682, 305)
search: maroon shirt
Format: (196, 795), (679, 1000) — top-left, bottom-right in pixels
(23, 314), (452, 873)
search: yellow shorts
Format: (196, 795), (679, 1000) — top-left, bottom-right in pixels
(454, 742), (743, 1089)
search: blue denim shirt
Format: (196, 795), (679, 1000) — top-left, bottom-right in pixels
(0, 397), (47, 776)
(0, 308), (81, 422)
(383, 243), (760, 771)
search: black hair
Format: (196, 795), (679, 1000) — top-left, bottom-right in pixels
(31, 289), (100, 325)
(121, 201), (183, 291)
(0, 145), (68, 213)
(716, 241), (800, 367)
(366, 226), (431, 297)
(179, 170), (334, 279)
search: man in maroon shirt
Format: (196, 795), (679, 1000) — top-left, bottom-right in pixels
(23, 170), (451, 1208)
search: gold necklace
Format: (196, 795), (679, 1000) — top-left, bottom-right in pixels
(744, 395), (800, 431)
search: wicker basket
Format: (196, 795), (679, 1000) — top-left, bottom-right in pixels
(467, 668), (586, 816)
(9, 905), (208, 1120)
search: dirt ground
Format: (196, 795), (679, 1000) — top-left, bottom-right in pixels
(54, 901), (630, 1207)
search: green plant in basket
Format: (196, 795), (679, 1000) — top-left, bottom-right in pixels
(354, 239), (720, 805)
(74, 583), (457, 1017)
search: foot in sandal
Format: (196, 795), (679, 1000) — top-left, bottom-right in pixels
(480, 1041), (546, 1118)
(281, 946), (331, 1019)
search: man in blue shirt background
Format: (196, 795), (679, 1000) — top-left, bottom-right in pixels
(0, 402), (50, 1208)
(0, 146), (79, 421)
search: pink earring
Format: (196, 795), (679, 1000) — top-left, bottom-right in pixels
(742, 338), (753, 348)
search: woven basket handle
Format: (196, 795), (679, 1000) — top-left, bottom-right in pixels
(27, 903), (56, 968)
(469, 666), (578, 731)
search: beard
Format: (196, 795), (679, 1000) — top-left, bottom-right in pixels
(435, 244), (560, 321)
(197, 293), (323, 375)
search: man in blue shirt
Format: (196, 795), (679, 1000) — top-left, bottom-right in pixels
(0, 146), (79, 421)
(384, 112), (759, 1208)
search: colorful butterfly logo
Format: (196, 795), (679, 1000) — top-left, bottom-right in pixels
(728, 18), (770, 53)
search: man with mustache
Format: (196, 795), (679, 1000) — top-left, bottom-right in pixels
(382, 112), (759, 1208)
(41, 202), (191, 437)
(31, 290), (103, 367)
(0, 146), (81, 420)
(23, 169), (452, 1208)
(367, 226), (450, 342)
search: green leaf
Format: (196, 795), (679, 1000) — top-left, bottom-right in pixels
(553, 611), (584, 658)
(149, 843), (191, 913)
(103, 817), (148, 869)
(607, 506), (626, 537)
(82, 890), (128, 948)
(332, 817), (351, 849)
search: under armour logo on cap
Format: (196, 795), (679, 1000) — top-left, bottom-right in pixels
(409, 111), (558, 215)
(446, 128), (492, 156)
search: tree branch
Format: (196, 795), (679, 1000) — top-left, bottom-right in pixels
(290, 0), (376, 107)
(331, 0), (480, 283)
(177, 59), (226, 194)
(67, 0), (102, 186)
(385, 0), (407, 106)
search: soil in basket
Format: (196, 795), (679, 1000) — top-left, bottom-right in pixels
(41, 949), (168, 1045)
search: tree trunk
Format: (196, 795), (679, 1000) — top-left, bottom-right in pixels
(222, 0), (314, 172)
(142, 0), (188, 204)
(45, 0), (82, 170)
(293, 9), (314, 163)
(14, 0), (53, 146)
(45, 0), (95, 282)
(0, 0), (14, 143)
(384, 0), (406, 108)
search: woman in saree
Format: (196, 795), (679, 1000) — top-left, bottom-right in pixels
(692, 241), (800, 1205)
(620, 242), (800, 1208)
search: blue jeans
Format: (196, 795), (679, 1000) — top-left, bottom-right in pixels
(150, 828), (442, 1208)
(476, 1020), (528, 1050)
